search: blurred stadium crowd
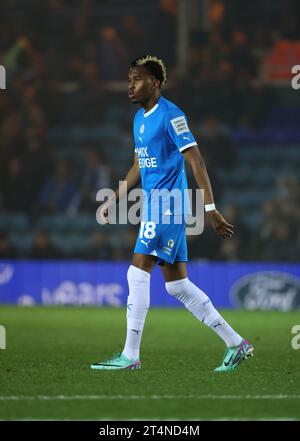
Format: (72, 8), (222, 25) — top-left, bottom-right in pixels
(0, 0), (300, 261)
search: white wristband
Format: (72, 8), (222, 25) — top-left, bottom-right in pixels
(205, 203), (216, 212)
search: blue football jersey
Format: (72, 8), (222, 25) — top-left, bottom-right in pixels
(133, 96), (197, 219)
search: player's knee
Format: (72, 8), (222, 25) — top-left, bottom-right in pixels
(165, 277), (189, 297)
(127, 265), (151, 286)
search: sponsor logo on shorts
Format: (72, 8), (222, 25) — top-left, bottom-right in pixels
(141, 239), (151, 248)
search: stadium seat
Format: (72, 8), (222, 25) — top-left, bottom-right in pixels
(0, 213), (29, 232)
(9, 232), (34, 254)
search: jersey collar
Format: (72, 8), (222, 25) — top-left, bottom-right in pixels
(143, 96), (162, 118)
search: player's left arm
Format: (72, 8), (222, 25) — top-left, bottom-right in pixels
(166, 110), (233, 238)
(183, 146), (234, 239)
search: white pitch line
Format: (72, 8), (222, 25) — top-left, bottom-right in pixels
(0, 395), (300, 401)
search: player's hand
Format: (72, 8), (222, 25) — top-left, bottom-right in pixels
(98, 200), (114, 224)
(207, 210), (234, 239)
(99, 204), (109, 224)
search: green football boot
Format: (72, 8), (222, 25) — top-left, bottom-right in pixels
(90, 352), (141, 370)
(214, 339), (254, 372)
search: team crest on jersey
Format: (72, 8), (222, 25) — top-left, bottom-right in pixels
(140, 124), (145, 134)
(170, 116), (189, 135)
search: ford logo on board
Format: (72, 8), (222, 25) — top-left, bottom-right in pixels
(230, 271), (300, 311)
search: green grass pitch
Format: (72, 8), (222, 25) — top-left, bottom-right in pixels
(0, 306), (300, 420)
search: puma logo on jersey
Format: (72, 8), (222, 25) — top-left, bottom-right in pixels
(141, 239), (151, 248)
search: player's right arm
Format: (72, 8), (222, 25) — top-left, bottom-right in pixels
(99, 153), (140, 224)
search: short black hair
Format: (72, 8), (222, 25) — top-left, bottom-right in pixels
(130, 55), (167, 87)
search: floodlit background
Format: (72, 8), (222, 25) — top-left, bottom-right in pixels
(0, 0), (300, 264)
